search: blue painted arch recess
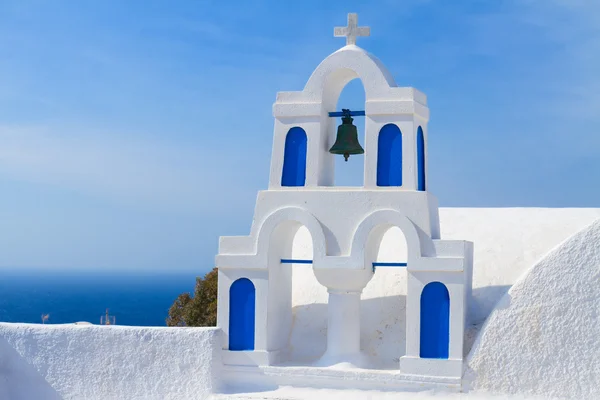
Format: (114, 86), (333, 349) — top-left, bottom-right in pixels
(417, 126), (426, 191)
(281, 127), (307, 187)
(420, 281), (450, 359)
(229, 278), (256, 351)
(377, 124), (403, 186)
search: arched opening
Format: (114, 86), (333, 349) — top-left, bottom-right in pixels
(417, 126), (426, 191)
(362, 225), (409, 368)
(281, 127), (307, 187)
(420, 282), (449, 359)
(229, 278), (255, 351)
(377, 124), (402, 186)
(274, 223), (328, 363)
(333, 78), (365, 187)
(250, 208), (328, 363)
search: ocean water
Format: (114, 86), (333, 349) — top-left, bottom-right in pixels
(0, 269), (202, 326)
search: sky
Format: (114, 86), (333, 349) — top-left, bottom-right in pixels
(1, 0), (599, 273)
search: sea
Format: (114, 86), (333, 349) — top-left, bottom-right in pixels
(0, 269), (203, 326)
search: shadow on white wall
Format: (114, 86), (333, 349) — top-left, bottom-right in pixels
(0, 336), (62, 400)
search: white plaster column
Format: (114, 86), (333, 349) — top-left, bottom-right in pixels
(403, 272), (421, 359)
(305, 116), (327, 187)
(268, 119), (288, 189)
(363, 116), (383, 188)
(316, 111), (335, 186)
(216, 269), (232, 349)
(397, 119), (416, 191)
(325, 289), (362, 358)
(312, 267), (373, 367)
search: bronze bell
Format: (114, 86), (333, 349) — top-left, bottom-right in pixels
(329, 109), (365, 161)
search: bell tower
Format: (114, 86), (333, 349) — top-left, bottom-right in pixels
(216, 13), (473, 383)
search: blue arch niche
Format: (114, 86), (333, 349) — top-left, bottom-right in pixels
(417, 126), (426, 191)
(377, 124), (402, 186)
(229, 278), (256, 351)
(420, 281), (450, 359)
(281, 127), (307, 187)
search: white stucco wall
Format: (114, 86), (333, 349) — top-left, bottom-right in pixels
(465, 219), (600, 400)
(1, 208), (599, 399)
(287, 207), (600, 366)
(0, 324), (222, 400)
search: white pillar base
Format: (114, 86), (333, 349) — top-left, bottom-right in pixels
(314, 289), (367, 368)
(222, 349), (282, 366)
(400, 355), (463, 378)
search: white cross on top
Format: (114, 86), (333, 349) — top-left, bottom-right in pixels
(334, 13), (370, 46)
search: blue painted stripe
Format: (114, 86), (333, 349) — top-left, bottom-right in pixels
(280, 259), (313, 264)
(328, 110), (366, 117)
(372, 262), (408, 267)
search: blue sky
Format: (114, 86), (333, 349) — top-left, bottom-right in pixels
(1, 0), (599, 273)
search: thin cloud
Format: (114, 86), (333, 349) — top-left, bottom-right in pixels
(0, 124), (255, 215)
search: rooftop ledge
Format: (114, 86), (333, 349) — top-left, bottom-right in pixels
(275, 88), (427, 104)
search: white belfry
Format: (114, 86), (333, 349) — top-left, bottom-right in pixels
(334, 13), (370, 46)
(216, 12), (473, 390)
